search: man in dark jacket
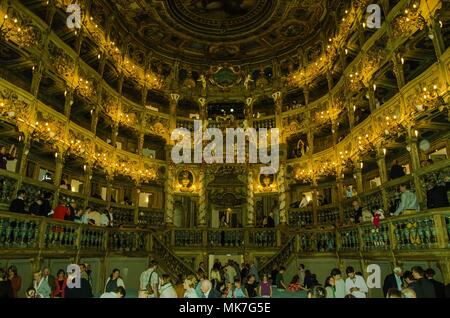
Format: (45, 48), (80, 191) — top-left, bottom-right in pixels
(40, 192), (53, 217)
(9, 190), (26, 214)
(383, 267), (403, 297)
(64, 277), (93, 298)
(426, 179), (449, 209)
(410, 266), (436, 298)
(390, 160), (405, 180)
(29, 198), (43, 215)
(425, 268), (445, 298)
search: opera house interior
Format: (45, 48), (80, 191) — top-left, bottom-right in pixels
(0, 0), (449, 300)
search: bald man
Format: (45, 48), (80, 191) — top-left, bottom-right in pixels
(200, 279), (221, 298)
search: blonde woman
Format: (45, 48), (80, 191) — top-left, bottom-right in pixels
(183, 275), (198, 298)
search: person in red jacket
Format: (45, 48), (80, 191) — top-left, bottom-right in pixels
(52, 269), (67, 298)
(53, 201), (70, 220)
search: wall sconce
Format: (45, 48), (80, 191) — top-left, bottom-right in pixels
(55, 152), (58, 158)
(414, 130), (419, 138)
(83, 164), (87, 172)
(360, 162), (364, 169)
(382, 148), (387, 156)
(373, 84), (377, 91)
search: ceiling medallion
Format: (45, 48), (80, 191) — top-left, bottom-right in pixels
(167, 0), (274, 36)
(208, 66), (242, 90)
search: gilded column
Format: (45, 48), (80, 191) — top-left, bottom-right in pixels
(376, 147), (389, 211)
(277, 163), (287, 226)
(272, 91), (282, 130)
(165, 164), (174, 226)
(354, 164), (364, 195)
(406, 129), (425, 207)
(198, 168), (207, 227)
(246, 169), (255, 227)
(169, 93), (180, 137)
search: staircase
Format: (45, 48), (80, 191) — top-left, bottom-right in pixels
(259, 235), (296, 276)
(151, 233), (196, 280)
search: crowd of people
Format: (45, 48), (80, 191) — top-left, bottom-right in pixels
(8, 190), (115, 227)
(0, 260), (449, 299)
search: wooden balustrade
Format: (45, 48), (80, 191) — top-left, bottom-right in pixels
(0, 208), (448, 261)
(288, 207), (314, 226)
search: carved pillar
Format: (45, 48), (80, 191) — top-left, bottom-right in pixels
(428, 19), (445, 59)
(111, 124), (119, 148)
(245, 97), (254, 129)
(311, 179), (318, 225)
(376, 147), (389, 211)
(133, 185), (140, 225)
(169, 93), (180, 138)
(406, 132), (425, 206)
(246, 169), (255, 227)
(105, 174), (114, 208)
(392, 54), (405, 89)
(198, 168), (207, 227)
(31, 62), (44, 97)
(277, 163), (287, 226)
(52, 153), (65, 207)
(165, 164), (174, 226)
(16, 135), (31, 177)
(91, 107), (99, 135)
(367, 81), (377, 112)
(336, 174), (344, 225)
(63, 89), (74, 117)
(137, 132), (145, 156)
(82, 164), (93, 207)
(354, 165), (363, 195)
(272, 91), (282, 130)
(198, 97), (207, 131)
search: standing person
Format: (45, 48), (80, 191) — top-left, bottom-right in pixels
(225, 260), (237, 284)
(426, 178), (450, 208)
(139, 260), (159, 298)
(106, 207), (114, 227)
(64, 271), (93, 298)
(392, 184), (419, 216)
(66, 200), (77, 221)
(272, 202), (279, 227)
(200, 279), (221, 298)
(271, 265), (278, 286)
(324, 276), (335, 298)
(7, 265), (22, 298)
(410, 266), (436, 298)
(276, 267), (287, 290)
(258, 274), (272, 298)
(104, 269), (125, 293)
(382, 267), (403, 297)
(100, 210), (110, 227)
(40, 192), (54, 217)
(9, 190), (26, 214)
(303, 270), (319, 290)
(0, 145), (15, 170)
(33, 271), (51, 298)
(42, 267), (56, 296)
(425, 268), (445, 298)
(331, 268), (346, 298)
(0, 268), (13, 298)
(351, 200), (363, 224)
(248, 260), (260, 286)
(53, 201), (70, 221)
(53, 269), (67, 298)
(298, 264), (306, 286)
(228, 278), (247, 298)
(345, 267), (368, 298)
(244, 275), (257, 298)
(183, 275), (198, 298)
(390, 160), (405, 180)
(159, 275), (177, 298)
(29, 198), (43, 216)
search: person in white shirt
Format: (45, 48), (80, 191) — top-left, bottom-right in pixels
(100, 286), (126, 298)
(225, 261), (237, 284)
(139, 260), (160, 298)
(345, 267), (368, 298)
(331, 268), (346, 298)
(33, 271), (51, 298)
(183, 275), (199, 298)
(159, 274), (178, 298)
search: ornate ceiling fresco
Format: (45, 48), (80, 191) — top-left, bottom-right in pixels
(106, 0), (344, 66)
